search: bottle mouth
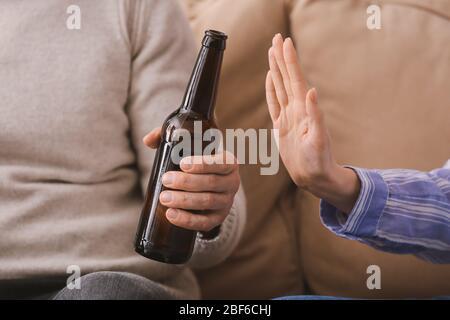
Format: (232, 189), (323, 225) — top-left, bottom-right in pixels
(202, 30), (228, 50)
(205, 30), (228, 40)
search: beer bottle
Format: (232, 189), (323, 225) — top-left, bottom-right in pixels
(135, 30), (227, 264)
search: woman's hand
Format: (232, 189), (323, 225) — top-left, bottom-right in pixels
(266, 34), (336, 189)
(143, 128), (240, 232)
(266, 34), (360, 213)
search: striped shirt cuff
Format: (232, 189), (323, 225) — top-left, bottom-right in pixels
(320, 167), (389, 240)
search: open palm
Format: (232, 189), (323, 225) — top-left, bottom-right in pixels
(265, 34), (336, 188)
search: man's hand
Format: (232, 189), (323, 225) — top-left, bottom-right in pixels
(143, 128), (240, 232)
(266, 34), (360, 213)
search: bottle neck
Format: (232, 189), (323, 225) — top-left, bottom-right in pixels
(181, 46), (224, 119)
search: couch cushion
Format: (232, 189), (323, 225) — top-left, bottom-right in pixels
(180, 0), (304, 299)
(291, 0), (450, 298)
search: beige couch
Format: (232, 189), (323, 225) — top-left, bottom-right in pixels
(180, 0), (450, 299)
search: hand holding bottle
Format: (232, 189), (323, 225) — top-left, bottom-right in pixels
(143, 128), (240, 232)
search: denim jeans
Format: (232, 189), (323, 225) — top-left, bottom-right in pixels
(53, 271), (176, 300)
(2, 272), (176, 300)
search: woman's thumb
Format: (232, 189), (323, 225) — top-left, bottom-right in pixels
(306, 88), (323, 124)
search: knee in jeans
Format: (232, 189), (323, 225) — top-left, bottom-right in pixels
(54, 271), (173, 300)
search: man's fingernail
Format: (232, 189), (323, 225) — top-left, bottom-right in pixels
(160, 192), (172, 203)
(166, 209), (178, 220)
(162, 173), (174, 186)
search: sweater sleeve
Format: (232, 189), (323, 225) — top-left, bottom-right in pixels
(121, 0), (246, 266)
(121, 0), (197, 190)
(188, 184), (247, 269)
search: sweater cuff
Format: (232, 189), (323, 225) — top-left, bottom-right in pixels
(320, 167), (389, 239)
(188, 184), (247, 269)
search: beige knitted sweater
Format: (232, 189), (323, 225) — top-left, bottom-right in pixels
(0, 0), (246, 299)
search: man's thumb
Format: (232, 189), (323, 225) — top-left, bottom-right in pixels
(143, 127), (162, 149)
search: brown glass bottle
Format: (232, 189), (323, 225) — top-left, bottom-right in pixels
(134, 30), (227, 264)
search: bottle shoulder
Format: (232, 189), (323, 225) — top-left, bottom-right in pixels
(161, 109), (217, 143)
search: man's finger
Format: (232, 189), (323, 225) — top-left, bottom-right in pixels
(165, 208), (226, 232)
(143, 127), (162, 149)
(160, 190), (232, 211)
(162, 171), (240, 193)
(180, 152), (238, 175)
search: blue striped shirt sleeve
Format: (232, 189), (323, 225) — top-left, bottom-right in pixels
(320, 160), (450, 264)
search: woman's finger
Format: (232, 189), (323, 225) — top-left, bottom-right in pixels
(268, 47), (288, 107)
(265, 71), (281, 122)
(272, 34), (293, 100)
(306, 88), (323, 124)
(283, 37), (308, 101)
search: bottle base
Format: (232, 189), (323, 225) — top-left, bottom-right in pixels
(135, 244), (191, 265)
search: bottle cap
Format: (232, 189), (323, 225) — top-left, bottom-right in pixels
(202, 30), (228, 50)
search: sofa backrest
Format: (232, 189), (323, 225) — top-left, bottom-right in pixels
(292, 0), (450, 298)
(181, 0), (450, 298)
(181, 0), (304, 299)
